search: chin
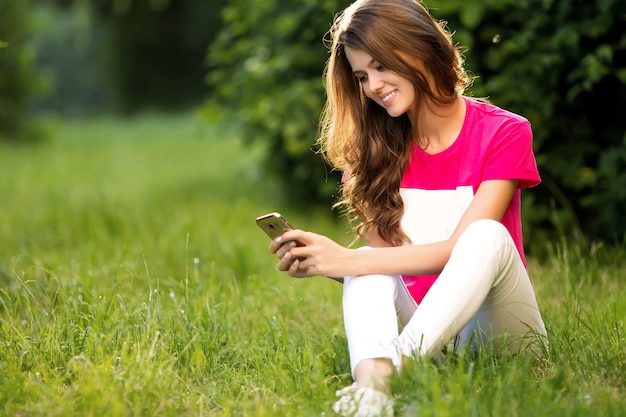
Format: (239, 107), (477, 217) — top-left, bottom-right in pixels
(386, 109), (407, 118)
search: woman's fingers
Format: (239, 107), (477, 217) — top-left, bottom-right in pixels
(288, 259), (302, 276)
(276, 248), (295, 271)
(268, 230), (335, 278)
(269, 229), (307, 253)
(288, 259), (315, 278)
(272, 240), (297, 259)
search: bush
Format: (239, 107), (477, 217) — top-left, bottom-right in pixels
(428, 0), (626, 243)
(204, 0), (352, 205)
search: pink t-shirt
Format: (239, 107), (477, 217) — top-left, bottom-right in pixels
(400, 97), (540, 303)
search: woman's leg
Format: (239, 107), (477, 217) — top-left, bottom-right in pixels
(342, 272), (416, 377)
(341, 219), (547, 389)
(397, 219), (547, 359)
(337, 268), (416, 415)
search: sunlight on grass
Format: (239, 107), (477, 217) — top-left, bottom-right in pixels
(0, 114), (624, 416)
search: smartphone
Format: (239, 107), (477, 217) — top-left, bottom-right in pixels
(256, 212), (296, 240)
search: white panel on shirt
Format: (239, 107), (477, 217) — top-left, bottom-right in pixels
(399, 186), (474, 245)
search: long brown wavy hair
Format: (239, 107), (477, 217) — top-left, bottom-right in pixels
(318, 0), (471, 246)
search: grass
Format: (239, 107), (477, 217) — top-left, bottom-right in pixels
(0, 113), (624, 416)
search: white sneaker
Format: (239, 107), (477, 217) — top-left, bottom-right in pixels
(331, 383), (394, 417)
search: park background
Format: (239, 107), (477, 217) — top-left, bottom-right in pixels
(1, 0), (625, 415)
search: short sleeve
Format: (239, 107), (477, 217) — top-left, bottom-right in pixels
(482, 119), (540, 189)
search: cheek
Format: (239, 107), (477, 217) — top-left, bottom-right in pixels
(402, 83), (417, 105)
(361, 85), (379, 102)
(364, 91), (378, 102)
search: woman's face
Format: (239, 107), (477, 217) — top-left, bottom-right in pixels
(344, 46), (416, 118)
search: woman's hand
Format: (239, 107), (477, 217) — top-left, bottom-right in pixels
(269, 230), (354, 279)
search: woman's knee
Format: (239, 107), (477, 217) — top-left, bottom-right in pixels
(464, 218), (508, 238)
(458, 219), (512, 248)
(344, 273), (398, 296)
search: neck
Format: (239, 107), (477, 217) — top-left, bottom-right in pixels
(413, 95), (466, 154)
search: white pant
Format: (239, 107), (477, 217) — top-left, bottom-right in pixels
(342, 219), (547, 375)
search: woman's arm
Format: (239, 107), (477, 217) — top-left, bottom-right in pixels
(272, 179), (517, 279)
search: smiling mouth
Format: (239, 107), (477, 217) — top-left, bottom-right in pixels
(381, 90), (397, 104)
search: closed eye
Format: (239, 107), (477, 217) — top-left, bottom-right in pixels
(354, 62), (384, 83)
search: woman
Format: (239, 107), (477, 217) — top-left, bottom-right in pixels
(269, 0), (547, 415)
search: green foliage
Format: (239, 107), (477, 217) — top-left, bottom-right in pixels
(0, 115), (625, 415)
(204, 0), (351, 205)
(428, 0), (626, 243)
(206, 0), (626, 245)
(0, 0), (47, 142)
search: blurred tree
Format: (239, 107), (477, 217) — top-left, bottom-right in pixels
(0, 0), (47, 142)
(91, 0), (227, 113)
(33, 0), (226, 115)
(207, 0), (626, 245)
(32, 2), (115, 116)
(2, 0), (227, 136)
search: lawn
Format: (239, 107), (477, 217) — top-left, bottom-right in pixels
(0, 114), (624, 416)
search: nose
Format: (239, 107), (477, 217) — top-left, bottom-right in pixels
(366, 73), (384, 94)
